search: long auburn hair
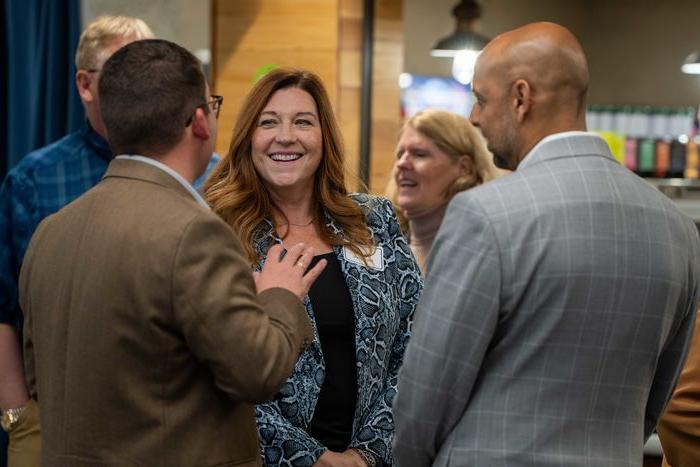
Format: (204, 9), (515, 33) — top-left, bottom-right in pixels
(204, 67), (373, 265)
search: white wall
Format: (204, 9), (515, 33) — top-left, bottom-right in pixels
(81, 0), (210, 66)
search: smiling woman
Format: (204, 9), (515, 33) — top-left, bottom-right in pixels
(251, 87), (323, 195)
(204, 67), (422, 467)
(387, 109), (501, 272)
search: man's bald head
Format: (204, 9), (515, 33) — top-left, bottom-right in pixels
(485, 22), (588, 112)
(470, 22), (590, 169)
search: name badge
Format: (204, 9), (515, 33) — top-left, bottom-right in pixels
(342, 245), (385, 271)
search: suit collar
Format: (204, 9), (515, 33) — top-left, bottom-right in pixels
(103, 158), (200, 204)
(518, 132), (614, 170)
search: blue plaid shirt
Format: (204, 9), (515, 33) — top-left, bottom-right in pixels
(0, 120), (219, 325)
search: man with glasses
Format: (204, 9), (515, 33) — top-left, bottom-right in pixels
(0, 16), (226, 464)
(19, 38), (322, 466)
(187, 95), (224, 126)
(0, 16), (156, 466)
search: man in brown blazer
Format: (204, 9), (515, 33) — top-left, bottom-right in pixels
(657, 308), (700, 467)
(18, 39), (324, 467)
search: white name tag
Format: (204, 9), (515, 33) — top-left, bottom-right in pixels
(342, 245), (385, 271)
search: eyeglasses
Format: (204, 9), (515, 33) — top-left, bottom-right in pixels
(185, 95), (224, 126)
(207, 95), (224, 118)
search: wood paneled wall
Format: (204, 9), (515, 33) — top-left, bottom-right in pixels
(370, 0), (402, 192)
(212, 0), (402, 193)
(338, 0), (363, 188)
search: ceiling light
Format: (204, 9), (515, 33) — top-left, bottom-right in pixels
(682, 51), (700, 75)
(431, 0), (490, 58)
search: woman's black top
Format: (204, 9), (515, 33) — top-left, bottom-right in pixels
(306, 252), (358, 452)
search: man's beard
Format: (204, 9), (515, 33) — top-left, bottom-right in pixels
(489, 134), (517, 171)
(492, 152), (510, 170)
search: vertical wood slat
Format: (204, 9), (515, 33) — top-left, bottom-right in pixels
(370, 0), (402, 193)
(338, 0), (363, 190)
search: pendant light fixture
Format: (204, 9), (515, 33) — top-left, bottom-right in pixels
(682, 51), (700, 75)
(431, 0), (490, 85)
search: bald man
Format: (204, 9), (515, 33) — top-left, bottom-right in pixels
(393, 22), (700, 467)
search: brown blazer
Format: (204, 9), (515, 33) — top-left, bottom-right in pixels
(18, 159), (313, 467)
(658, 308), (700, 467)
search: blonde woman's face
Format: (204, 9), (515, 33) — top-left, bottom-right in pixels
(393, 126), (465, 219)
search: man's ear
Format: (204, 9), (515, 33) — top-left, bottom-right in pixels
(75, 70), (95, 103)
(190, 107), (212, 141)
(457, 155), (473, 177)
(512, 79), (532, 123)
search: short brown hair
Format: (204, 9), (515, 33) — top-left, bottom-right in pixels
(75, 16), (153, 70)
(98, 39), (207, 156)
(204, 67), (373, 265)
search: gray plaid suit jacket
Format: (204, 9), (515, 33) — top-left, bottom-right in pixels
(393, 133), (700, 467)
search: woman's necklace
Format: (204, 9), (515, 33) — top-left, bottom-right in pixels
(277, 219), (315, 228)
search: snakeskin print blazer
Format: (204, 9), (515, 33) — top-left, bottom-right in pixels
(251, 194), (422, 466)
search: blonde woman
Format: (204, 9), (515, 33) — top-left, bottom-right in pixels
(389, 109), (501, 271)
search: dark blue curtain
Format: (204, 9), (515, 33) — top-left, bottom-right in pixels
(2, 0), (83, 179)
(1, 1), (7, 180)
(1, 0), (82, 462)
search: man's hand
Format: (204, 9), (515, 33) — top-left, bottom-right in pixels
(255, 243), (327, 299)
(313, 450), (367, 467)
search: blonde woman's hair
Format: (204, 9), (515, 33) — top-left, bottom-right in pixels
(387, 109), (500, 231)
(204, 67), (374, 265)
(75, 16), (154, 70)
